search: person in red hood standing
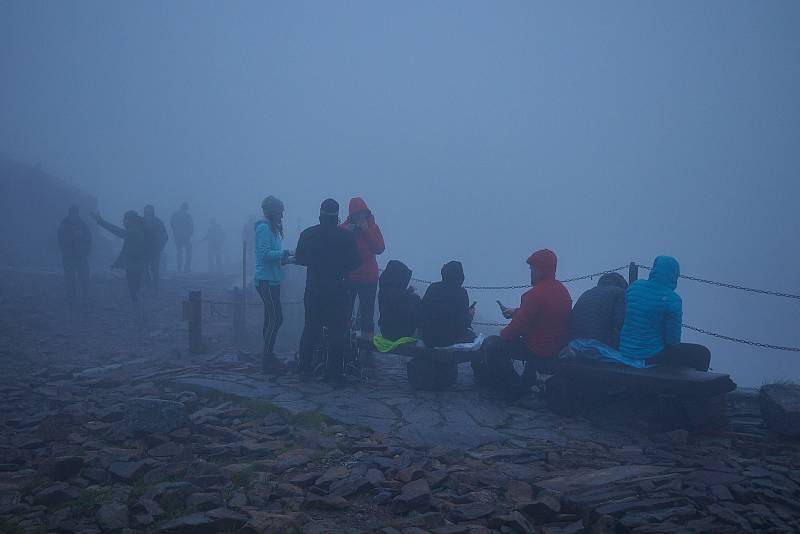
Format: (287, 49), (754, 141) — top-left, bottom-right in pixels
(341, 197), (385, 336)
(482, 249), (572, 400)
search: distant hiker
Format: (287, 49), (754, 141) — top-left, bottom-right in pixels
(170, 201), (194, 273)
(57, 205), (92, 306)
(255, 196), (293, 374)
(91, 210), (148, 310)
(142, 204), (168, 291)
(378, 260), (422, 341)
(421, 261), (476, 348)
(203, 217), (226, 273)
(342, 197), (385, 337)
(569, 272), (628, 349)
(619, 256), (710, 371)
(482, 249), (572, 399)
(295, 199), (362, 382)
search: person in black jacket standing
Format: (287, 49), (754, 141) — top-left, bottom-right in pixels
(58, 205), (92, 306)
(378, 260), (421, 341)
(295, 199), (362, 382)
(421, 261), (476, 348)
(143, 204), (168, 291)
(569, 272), (628, 349)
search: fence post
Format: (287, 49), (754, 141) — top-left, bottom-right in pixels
(232, 287), (246, 347)
(187, 290), (202, 353)
(628, 262), (639, 285)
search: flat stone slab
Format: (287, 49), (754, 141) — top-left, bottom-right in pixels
(535, 465), (668, 495)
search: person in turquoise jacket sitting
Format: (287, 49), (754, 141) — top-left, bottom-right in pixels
(255, 196), (293, 374)
(619, 256), (710, 371)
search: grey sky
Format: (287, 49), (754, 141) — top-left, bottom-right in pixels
(1, 0), (798, 386)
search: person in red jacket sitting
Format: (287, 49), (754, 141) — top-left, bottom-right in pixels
(342, 197), (385, 336)
(483, 249), (572, 399)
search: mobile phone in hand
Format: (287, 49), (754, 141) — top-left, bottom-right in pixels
(470, 301), (477, 309)
(496, 300), (506, 311)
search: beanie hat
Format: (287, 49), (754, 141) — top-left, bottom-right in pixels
(261, 196), (284, 217)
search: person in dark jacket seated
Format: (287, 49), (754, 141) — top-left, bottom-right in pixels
(378, 260), (422, 341)
(569, 272), (628, 349)
(619, 256), (710, 371)
(421, 261), (476, 348)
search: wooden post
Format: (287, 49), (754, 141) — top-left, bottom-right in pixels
(188, 290), (202, 353)
(628, 262), (639, 285)
(232, 287), (245, 347)
(242, 240), (247, 331)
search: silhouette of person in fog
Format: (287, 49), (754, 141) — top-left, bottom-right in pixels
(171, 202), (194, 273)
(143, 204), (168, 291)
(58, 205), (91, 306)
(202, 218), (226, 273)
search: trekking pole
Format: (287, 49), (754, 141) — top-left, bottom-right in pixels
(628, 262), (638, 285)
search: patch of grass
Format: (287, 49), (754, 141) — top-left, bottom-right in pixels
(0, 521), (27, 534)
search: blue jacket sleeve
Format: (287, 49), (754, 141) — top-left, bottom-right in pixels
(256, 224), (283, 266)
(663, 293), (683, 346)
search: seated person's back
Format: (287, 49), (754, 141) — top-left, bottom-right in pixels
(421, 261), (475, 347)
(619, 256), (681, 358)
(569, 272), (628, 349)
(378, 260), (421, 340)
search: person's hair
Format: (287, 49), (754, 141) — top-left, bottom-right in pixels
(266, 215), (283, 238)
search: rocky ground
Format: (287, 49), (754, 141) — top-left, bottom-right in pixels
(1, 270), (799, 533)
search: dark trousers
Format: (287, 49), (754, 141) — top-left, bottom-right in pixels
(298, 285), (349, 377)
(176, 240), (192, 272)
(652, 343), (711, 372)
(126, 266), (144, 303)
(257, 281), (283, 356)
(145, 253), (161, 290)
(63, 256), (89, 305)
(347, 281), (377, 334)
(484, 335), (556, 396)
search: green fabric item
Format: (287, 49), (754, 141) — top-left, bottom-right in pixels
(373, 335), (418, 353)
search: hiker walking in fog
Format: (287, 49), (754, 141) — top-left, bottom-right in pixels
(143, 204), (168, 291)
(57, 205), (92, 306)
(295, 199), (362, 383)
(170, 201), (194, 273)
(342, 197), (385, 337)
(202, 217), (226, 273)
(255, 197), (293, 374)
(91, 210), (148, 317)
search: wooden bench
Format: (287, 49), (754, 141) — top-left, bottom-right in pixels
(356, 336), (480, 390)
(546, 358), (737, 429)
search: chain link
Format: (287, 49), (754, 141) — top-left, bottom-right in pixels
(681, 324), (800, 352)
(636, 264), (800, 300)
(407, 265), (629, 290)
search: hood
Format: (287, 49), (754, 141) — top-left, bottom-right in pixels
(597, 272), (628, 290)
(441, 261), (465, 287)
(648, 256), (680, 290)
(346, 197), (372, 222)
(380, 260), (412, 290)
(527, 249), (557, 280)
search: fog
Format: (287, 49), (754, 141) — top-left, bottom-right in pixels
(1, 1), (798, 387)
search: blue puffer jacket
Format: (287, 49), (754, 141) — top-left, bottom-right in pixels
(619, 256), (683, 359)
(254, 220), (284, 284)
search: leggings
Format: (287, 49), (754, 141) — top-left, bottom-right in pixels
(257, 281), (283, 356)
(126, 267), (144, 303)
(347, 282), (377, 334)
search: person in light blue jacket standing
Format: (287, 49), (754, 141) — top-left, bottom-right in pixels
(255, 196), (293, 374)
(619, 256), (711, 371)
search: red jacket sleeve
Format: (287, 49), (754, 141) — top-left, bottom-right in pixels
(363, 219), (385, 255)
(500, 290), (538, 340)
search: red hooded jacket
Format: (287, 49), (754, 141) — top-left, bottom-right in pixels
(500, 249), (572, 358)
(341, 197), (385, 284)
